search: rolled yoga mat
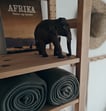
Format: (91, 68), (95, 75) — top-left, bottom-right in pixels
(0, 73), (47, 111)
(36, 68), (79, 106)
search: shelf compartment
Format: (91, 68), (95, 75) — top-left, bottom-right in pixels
(42, 98), (79, 111)
(0, 50), (80, 79)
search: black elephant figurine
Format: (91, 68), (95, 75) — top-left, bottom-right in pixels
(34, 18), (72, 58)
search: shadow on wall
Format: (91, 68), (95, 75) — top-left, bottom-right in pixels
(104, 107), (106, 111)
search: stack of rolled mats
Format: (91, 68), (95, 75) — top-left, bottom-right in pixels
(36, 68), (79, 106)
(0, 68), (79, 111)
(0, 73), (47, 111)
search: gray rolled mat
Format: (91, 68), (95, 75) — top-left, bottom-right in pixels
(36, 68), (79, 106)
(0, 73), (47, 111)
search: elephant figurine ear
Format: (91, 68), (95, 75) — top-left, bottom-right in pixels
(58, 17), (66, 21)
(57, 18), (67, 24)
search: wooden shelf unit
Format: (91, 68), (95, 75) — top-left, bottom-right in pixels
(0, 0), (92, 111)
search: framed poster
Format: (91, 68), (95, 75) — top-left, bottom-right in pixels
(0, 0), (42, 53)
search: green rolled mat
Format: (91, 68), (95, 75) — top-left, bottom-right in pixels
(36, 68), (79, 106)
(0, 73), (47, 111)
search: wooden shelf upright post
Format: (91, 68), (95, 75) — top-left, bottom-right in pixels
(47, 0), (56, 19)
(47, 0), (56, 49)
(76, 0), (92, 111)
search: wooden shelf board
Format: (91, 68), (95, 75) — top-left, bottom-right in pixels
(0, 50), (80, 79)
(67, 18), (77, 28)
(42, 98), (79, 111)
(89, 55), (106, 62)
